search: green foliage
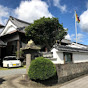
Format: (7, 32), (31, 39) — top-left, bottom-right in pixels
(15, 50), (24, 57)
(28, 57), (56, 80)
(25, 17), (67, 49)
(56, 24), (67, 45)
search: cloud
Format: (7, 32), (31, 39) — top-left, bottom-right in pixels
(71, 33), (84, 43)
(0, 5), (10, 24)
(0, 5), (14, 25)
(71, 34), (75, 38)
(0, 5), (11, 33)
(65, 34), (71, 40)
(77, 33), (84, 42)
(0, 6), (9, 17)
(80, 10), (88, 32)
(15, 0), (53, 23)
(65, 33), (84, 43)
(53, 0), (67, 12)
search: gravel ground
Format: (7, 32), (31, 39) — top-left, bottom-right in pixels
(0, 75), (26, 88)
(0, 74), (61, 88)
(0, 68), (61, 88)
(0, 74), (88, 88)
(0, 69), (88, 88)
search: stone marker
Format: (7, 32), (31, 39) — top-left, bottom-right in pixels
(22, 40), (41, 74)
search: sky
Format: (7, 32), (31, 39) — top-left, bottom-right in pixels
(0, 0), (88, 45)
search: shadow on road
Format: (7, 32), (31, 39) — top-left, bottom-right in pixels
(0, 78), (5, 84)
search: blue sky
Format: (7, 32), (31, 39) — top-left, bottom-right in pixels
(0, 0), (88, 45)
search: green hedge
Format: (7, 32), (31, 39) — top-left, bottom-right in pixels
(28, 57), (56, 80)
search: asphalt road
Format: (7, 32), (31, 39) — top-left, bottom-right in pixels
(0, 68), (26, 77)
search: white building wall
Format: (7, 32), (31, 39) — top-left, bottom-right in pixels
(73, 53), (88, 63)
(51, 48), (88, 64)
(51, 48), (64, 64)
(0, 20), (17, 36)
(6, 26), (16, 34)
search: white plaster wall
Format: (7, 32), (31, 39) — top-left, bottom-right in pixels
(73, 53), (88, 63)
(51, 48), (64, 64)
(6, 26), (16, 34)
(51, 48), (88, 64)
(0, 20), (17, 36)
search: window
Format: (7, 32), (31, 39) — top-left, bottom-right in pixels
(63, 52), (72, 63)
(3, 57), (17, 60)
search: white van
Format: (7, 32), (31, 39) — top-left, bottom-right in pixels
(3, 56), (21, 68)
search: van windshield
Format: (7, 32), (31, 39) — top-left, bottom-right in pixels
(4, 57), (17, 60)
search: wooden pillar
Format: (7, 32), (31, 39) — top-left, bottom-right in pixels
(26, 54), (31, 74)
(17, 40), (20, 59)
(0, 48), (1, 58)
(63, 52), (65, 64)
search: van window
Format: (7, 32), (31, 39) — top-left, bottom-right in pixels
(4, 57), (17, 60)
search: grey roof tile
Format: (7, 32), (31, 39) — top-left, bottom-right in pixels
(0, 24), (5, 28)
(58, 39), (71, 44)
(53, 44), (88, 53)
(9, 16), (31, 28)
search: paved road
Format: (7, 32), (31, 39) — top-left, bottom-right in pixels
(0, 69), (26, 77)
(60, 75), (88, 88)
(0, 69), (88, 88)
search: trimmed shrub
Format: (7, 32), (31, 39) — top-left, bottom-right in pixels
(28, 57), (56, 80)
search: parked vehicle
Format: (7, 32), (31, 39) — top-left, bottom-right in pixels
(3, 56), (21, 68)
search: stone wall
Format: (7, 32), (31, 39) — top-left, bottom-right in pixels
(56, 62), (88, 83)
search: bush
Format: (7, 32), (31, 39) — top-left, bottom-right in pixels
(28, 57), (56, 80)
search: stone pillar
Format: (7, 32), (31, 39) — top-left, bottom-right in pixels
(26, 54), (31, 73)
(22, 40), (41, 74)
(17, 40), (20, 59)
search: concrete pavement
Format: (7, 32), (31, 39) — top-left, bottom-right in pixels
(60, 75), (88, 88)
(0, 68), (88, 88)
(0, 68), (26, 77)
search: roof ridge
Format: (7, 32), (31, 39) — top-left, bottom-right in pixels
(72, 42), (87, 46)
(0, 24), (5, 27)
(54, 45), (88, 50)
(9, 16), (31, 25)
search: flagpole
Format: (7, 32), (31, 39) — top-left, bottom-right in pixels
(75, 10), (77, 44)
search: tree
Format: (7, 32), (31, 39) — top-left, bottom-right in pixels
(56, 24), (67, 45)
(28, 57), (56, 80)
(25, 17), (67, 50)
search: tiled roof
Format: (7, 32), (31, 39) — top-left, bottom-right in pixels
(0, 24), (5, 28)
(58, 39), (71, 44)
(9, 16), (31, 28)
(0, 39), (6, 46)
(53, 44), (88, 53)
